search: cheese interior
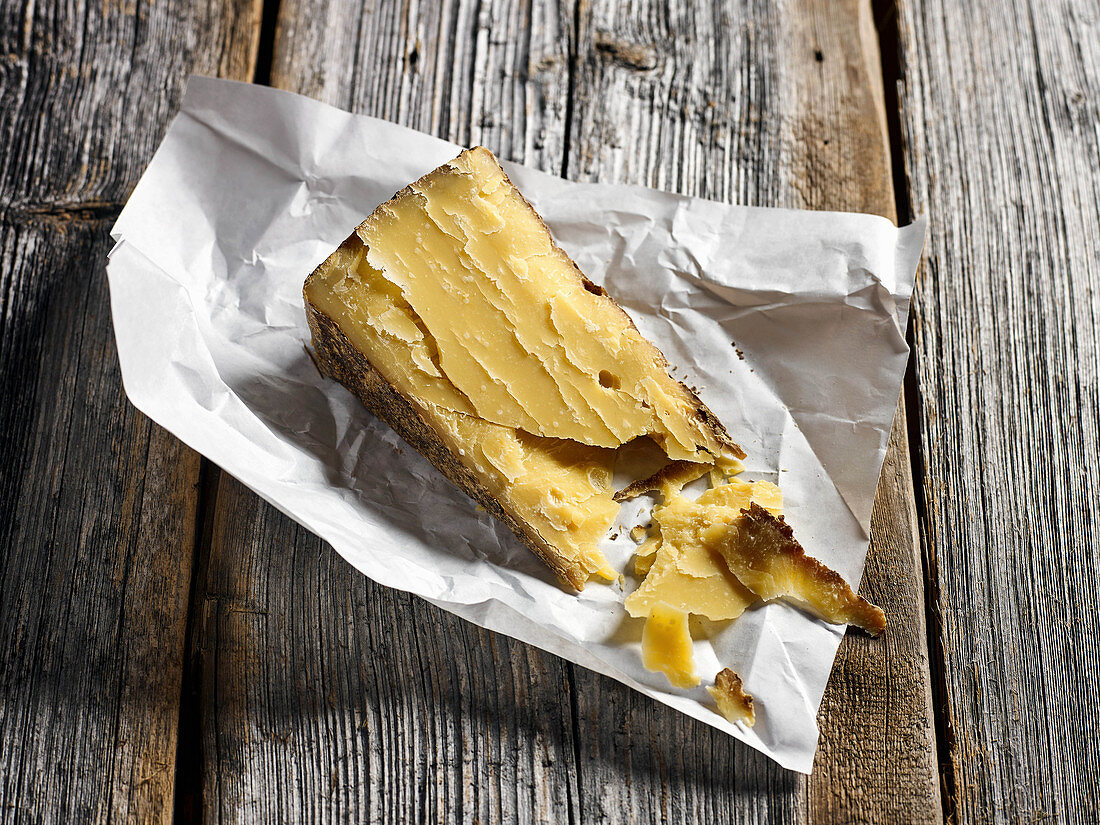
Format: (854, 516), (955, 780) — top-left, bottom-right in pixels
(641, 603), (699, 688)
(305, 147), (742, 587)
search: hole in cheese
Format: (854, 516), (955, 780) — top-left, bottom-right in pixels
(598, 370), (620, 390)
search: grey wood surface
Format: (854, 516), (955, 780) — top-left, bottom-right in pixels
(184, 0), (939, 823)
(0, 0), (260, 822)
(895, 0), (1100, 821)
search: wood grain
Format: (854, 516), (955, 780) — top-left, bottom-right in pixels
(0, 0), (259, 821)
(566, 1), (940, 822)
(895, 0), (1100, 821)
(190, 0), (939, 823)
(194, 473), (582, 823)
(268, 0), (573, 170)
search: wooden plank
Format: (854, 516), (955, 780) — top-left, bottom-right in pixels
(895, 0), (1100, 821)
(195, 474), (582, 822)
(268, 0), (572, 169)
(0, 0), (260, 208)
(0, 218), (199, 825)
(0, 0), (260, 821)
(566, 1), (941, 822)
(788, 7), (941, 821)
(190, 2), (584, 822)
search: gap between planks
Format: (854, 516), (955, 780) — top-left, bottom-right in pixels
(869, 0), (957, 820)
(173, 459), (221, 825)
(560, 1), (586, 816)
(170, 0), (284, 820)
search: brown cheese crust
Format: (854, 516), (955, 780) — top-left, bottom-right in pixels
(723, 503), (887, 636)
(613, 460), (711, 502)
(707, 667), (756, 726)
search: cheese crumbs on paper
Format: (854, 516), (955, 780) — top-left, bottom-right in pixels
(708, 668), (755, 726)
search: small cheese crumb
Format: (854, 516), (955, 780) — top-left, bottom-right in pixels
(708, 668), (755, 726)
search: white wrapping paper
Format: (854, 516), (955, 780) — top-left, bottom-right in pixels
(108, 76), (924, 773)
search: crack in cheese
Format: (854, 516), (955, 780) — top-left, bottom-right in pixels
(305, 147), (743, 589)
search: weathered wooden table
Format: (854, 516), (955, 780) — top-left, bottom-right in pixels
(2, 0), (1097, 822)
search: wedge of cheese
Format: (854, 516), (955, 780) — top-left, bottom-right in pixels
(305, 147), (744, 589)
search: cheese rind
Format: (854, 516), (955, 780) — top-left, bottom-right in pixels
(613, 459), (714, 503)
(708, 668), (755, 726)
